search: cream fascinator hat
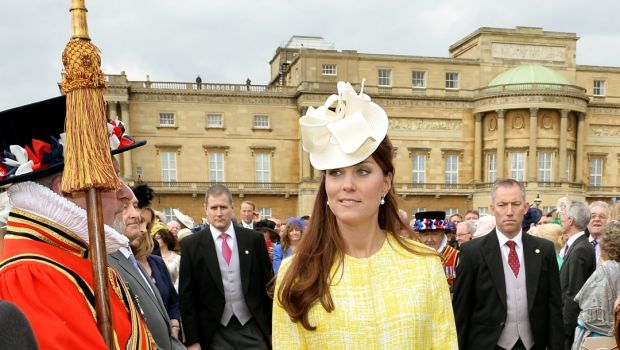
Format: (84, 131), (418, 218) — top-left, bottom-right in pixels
(300, 81), (388, 170)
(173, 209), (195, 230)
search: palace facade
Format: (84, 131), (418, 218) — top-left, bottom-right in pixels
(104, 26), (620, 223)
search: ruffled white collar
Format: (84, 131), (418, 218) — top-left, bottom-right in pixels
(7, 181), (129, 253)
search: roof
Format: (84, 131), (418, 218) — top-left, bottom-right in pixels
(488, 64), (570, 86)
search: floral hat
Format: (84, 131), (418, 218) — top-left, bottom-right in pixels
(0, 96), (145, 187)
(299, 81), (388, 170)
(412, 211), (453, 232)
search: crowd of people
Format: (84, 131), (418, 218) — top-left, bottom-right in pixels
(2, 82), (620, 349)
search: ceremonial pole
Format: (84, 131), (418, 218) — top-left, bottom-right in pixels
(61, 0), (116, 347)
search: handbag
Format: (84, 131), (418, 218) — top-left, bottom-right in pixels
(581, 336), (618, 350)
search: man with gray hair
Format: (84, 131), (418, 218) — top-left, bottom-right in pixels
(559, 200), (596, 349)
(455, 220), (475, 247)
(587, 201), (610, 263)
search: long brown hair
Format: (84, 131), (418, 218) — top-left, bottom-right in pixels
(281, 219), (304, 256)
(277, 136), (433, 330)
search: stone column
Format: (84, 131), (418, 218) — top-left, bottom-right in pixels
(302, 151), (311, 181)
(120, 101), (133, 179)
(558, 110), (569, 182)
(474, 113), (483, 182)
(575, 112), (586, 183)
(528, 108), (538, 182)
(496, 110), (505, 179)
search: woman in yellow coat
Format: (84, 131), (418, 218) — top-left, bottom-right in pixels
(272, 81), (457, 350)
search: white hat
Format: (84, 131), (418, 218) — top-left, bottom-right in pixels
(173, 209), (195, 230)
(300, 81), (388, 170)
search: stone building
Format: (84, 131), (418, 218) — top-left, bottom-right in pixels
(104, 26), (620, 223)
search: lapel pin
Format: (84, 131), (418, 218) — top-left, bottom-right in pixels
(245, 250), (249, 255)
(535, 249), (540, 254)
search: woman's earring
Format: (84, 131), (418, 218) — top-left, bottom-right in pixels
(380, 195), (385, 205)
(326, 200), (330, 206)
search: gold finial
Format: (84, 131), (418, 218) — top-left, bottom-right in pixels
(70, 0), (90, 40)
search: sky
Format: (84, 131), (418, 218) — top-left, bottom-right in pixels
(2, 0), (620, 110)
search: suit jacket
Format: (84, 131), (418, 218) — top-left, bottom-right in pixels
(108, 251), (186, 350)
(452, 230), (563, 350)
(179, 225), (273, 348)
(559, 233), (596, 339)
(148, 255), (181, 321)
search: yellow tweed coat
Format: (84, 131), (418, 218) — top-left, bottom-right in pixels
(273, 234), (458, 349)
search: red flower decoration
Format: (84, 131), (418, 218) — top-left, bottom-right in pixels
(25, 139), (52, 171)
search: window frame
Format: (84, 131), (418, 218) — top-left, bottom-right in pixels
(593, 79), (606, 97)
(160, 151), (177, 182)
(159, 112), (176, 126)
(538, 152), (553, 182)
(321, 64), (337, 76)
(445, 154), (459, 185)
(411, 153), (426, 184)
(445, 72), (459, 89)
(590, 158), (603, 187)
(208, 152), (225, 182)
(253, 115), (270, 129)
(377, 68), (392, 87)
(206, 113), (224, 128)
(412, 70), (426, 88)
(255, 153), (271, 183)
(487, 153), (497, 183)
(510, 152), (526, 182)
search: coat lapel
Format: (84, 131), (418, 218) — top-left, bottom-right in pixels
(482, 231), (507, 310)
(201, 228), (225, 296)
(522, 233), (541, 312)
(235, 227), (253, 295)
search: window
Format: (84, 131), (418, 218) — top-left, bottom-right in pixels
(446, 208), (458, 217)
(542, 206), (555, 215)
(163, 208), (177, 223)
(445, 155), (459, 185)
(487, 153), (497, 183)
(258, 208), (272, 219)
(255, 153), (271, 183)
(590, 158), (603, 187)
(478, 207), (488, 215)
(412, 154), (425, 184)
(209, 152), (224, 182)
(159, 113), (175, 126)
(593, 80), (606, 96)
(538, 152), (553, 182)
(160, 151), (177, 182)
(412, 71), (426, 88)
(207, 113), (223, 128)
(322, 64), (337, 76)
(445, 72), (459, 89)
(510, 152), (526, 181)
(253, 115), (270, 129)
(378, 69), (392, 86)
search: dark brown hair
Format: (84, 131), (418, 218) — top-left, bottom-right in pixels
(155, 227), (177, 251)
(277, 136), (433, 330)
(281, 219), (304, 256)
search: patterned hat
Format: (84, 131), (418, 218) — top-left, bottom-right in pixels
(412, 211), (452, 232)
(0, 95), (145, 187)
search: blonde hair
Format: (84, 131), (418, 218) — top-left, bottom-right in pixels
(528, 223), (563, 253)
(132, 234), (154, 260)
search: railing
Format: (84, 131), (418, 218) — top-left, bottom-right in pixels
(143, 181), (300, 192)
(130, 81), (297, 94)
(476, 83), (587, 98)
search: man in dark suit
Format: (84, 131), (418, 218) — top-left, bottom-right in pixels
(108, 193), (185, 350)
(558, 200), (595, 349)
(453, 179), (563, 350)
(180, 184), (272, 350)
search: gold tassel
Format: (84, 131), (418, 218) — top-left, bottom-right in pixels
(60, 27), (118, 193)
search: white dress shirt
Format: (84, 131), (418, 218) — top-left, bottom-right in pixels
(211, 224), (236, 255)
(560, 231), (585, 259)
(496, 229), (524, 267)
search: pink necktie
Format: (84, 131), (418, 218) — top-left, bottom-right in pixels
(506, 240), (520, 277)
(220, 232), (232, 265)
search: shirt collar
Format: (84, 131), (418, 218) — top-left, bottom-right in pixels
(210, 222), (236, 241)
(566, 231), (585, 247)
(496, 228), (523, 249)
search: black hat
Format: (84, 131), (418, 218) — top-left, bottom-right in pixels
(412, 211), (453, 232)
(0, 96), (145, 187)
(254, 219), (278, 235)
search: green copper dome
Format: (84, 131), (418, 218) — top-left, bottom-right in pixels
(488, 64), (570, 86)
